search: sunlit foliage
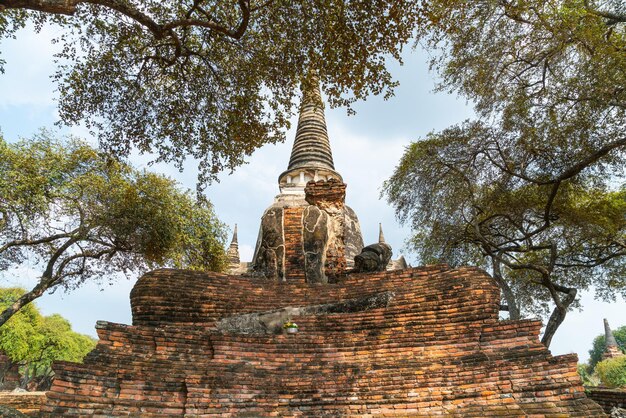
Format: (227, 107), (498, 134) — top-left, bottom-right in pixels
(0, 132), (228, 327)
(0, 287), (96, 389)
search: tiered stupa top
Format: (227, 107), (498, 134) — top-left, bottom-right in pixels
(252, 80), (365, 279)
(278, 81), (342, 194)
(226, 225), (240, 273)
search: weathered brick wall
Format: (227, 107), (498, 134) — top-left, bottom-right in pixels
(130, 265), (450, 327)
(588, 388), (626, 413)
(305, 179), (347, 280)
(0, 392), (46, 416)
(0, 353), (20, 390)
(42, 266), (606, 416)
(283, 207), (306, 282)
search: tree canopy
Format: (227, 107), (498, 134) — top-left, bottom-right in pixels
(0, 287), (96, 390)
(384, 130), (626, 346)
(0, 0), (421, 187)
(0, 132), (228, 327)
(384, 0), (625, 347)
(418, 0), (625, 149)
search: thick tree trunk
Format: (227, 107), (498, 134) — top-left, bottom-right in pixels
(0, 277), (54, 327)
(492, 258), (521, 320)
(540, 286), (577, 348)
(0, 0), (79, 14)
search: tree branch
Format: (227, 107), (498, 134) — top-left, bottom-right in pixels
(0, 229), (78, 254)
(0, 0), (79, 14)
(52, 246), (116, 280)
(0, 0), (251, 40)
(163, 0), (250, 39)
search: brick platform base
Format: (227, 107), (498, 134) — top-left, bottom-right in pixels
(588, 388), (626, 414)
(42, 266), (606, 416)
(0, 392), (47, 416)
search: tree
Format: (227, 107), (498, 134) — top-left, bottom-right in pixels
(0, 132), (228, 327)
(417, 0), (625, 149)
(0, 1), (421, 187)
(0, 287), (96, 390)
(588, 325), (626, 371)
(384, 131), (626, 347)
(384, 0), (625, 347)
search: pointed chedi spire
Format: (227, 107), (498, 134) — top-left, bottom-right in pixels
(278, 74), (342, 193)
(379, 223), (386, 244)
(227, 224), (240, 273)
(287, 77), (336, 172)
(231, 224), (238, 245)
(605, 318), (619, 347)
(602, 318), (623, 359)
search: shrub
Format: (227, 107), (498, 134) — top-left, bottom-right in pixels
(578, 363), (600, 387)
(595, 356), (626, 388)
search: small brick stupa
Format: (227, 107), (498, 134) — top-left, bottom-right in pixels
(603, 318), (624, 360)
(41, 82), (606, 417)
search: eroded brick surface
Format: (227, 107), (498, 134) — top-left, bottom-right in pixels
(588, 388), (626, 413)
(0, 392), (46, 416)
(42, 266), (606, 416)
(284, 207), (305, 282)
(0, 352), (20, 390)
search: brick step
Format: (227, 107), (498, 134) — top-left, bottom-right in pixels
(130, 266), (458, 326)
(42, 265), (606, 417)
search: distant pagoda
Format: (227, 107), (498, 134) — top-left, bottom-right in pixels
(603, 318), (624, 360)
(226, 225), (241, 274)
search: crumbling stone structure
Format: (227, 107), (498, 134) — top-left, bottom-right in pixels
(603, 318), (624, 360)
(225, 225), (241, 274)
(354, 244), (392, 273)
(42, 266), (605, 416)
(585, 319), (626, 415)
(252, 81), (364, 282)
(40, 81), (607, 416)
(0, 392), (46, 417)
(302, 179), (351, 283)
(588, 388), (626, 414)
(0, 352), (20, 391)
(354, 224), (393, 273)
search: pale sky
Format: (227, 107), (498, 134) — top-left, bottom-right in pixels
(0, 25), (624, 363)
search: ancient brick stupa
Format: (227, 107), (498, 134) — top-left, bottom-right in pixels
(41, 83), (606, 416)
(603, 318), (624, 360)
(250, 80), (366, 281)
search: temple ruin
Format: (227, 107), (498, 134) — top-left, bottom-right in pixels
(603, 319), (624, 360)
(40, 83), (606, 416)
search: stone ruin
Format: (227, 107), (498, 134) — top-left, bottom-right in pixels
(41, 266), (605, 416)
(39, 81), (607, 416)
(251, 81), (366, 282)
(0, 352), (20, 391)
(603, 319), (624, 360)
(586, 319), (626, 415)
